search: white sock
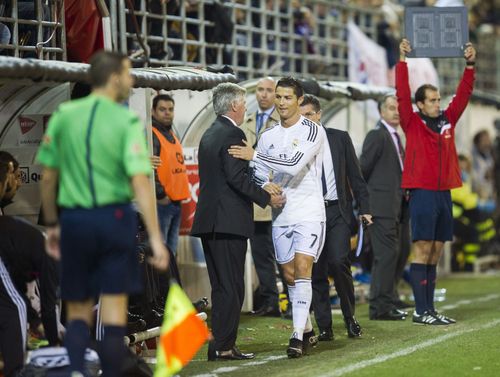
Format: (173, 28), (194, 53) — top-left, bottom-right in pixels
(287, 284), (295, 312)
(292, 278), (312, 341)
(305, 313), (313, 333)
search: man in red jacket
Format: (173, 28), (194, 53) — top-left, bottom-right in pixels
(397, 38), (476, 325)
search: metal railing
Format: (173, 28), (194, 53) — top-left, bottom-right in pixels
(0, 0), (66, 60)
(112, 0), (379, 81)
(433, 30), (499, 100)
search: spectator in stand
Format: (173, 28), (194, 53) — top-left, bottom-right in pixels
(471, 130), (496, 202)
(397, 38), (476, 325)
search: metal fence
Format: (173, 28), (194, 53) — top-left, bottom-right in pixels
(0, 0), (65, 60)
(434, 30), (499, 100)
(112, 0), (379, 81)
(1, 1), (497, 101)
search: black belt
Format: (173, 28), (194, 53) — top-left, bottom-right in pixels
(324, 199), (338, 207)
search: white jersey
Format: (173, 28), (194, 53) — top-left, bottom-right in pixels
(253, 115), (326, 226)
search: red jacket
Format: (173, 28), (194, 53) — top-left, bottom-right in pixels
(396, 61), (475, 191)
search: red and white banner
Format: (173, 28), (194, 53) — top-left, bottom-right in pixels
(406, 58), (439, 95)
(347, 21), (389, 88)
(180, 147), (199, 235)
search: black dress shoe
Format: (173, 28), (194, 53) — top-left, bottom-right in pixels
(371, 309), (407, 321)
(251, 305), (281, 317)
(344, 316), (362, 337)
(208, 346), (255, 361)
(318, 327), (334, 341)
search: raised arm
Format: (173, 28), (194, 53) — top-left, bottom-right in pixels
(395, 38), (416, 134)
(444, 42), (476, 126)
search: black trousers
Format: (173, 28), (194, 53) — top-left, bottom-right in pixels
(368, 216), (400, 318)
(202, 234), (247, 351)
(250, 221), (279, 309)
(0, 258), (26, 377)
(312, 204), (354, 329)
(393, 202), (410, 302)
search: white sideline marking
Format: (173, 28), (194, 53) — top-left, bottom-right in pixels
(192, 294), (500, 377)
(440, 294), (500, 311)
(320, 319), (500, 377)
(192, 355), (286, 376)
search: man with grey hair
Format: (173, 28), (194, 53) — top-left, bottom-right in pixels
(192, 83), (285, 361)
(360, 94), (410, 321)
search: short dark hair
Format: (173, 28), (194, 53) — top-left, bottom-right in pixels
(153, 94), (175, 110)
(377, 94), (397, 113)
(0, 151), (18, 170)
(88, 51), (128, 88)
(301, 94), (321, 112)
(0, 161), (9, 191)
(276, 77), (304, 98)
(415, 84), (438, 104)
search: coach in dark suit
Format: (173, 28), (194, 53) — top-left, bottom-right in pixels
(300, 95), (372, 341)
(360, 94), (410, 321)
(191, 83), (283, 361)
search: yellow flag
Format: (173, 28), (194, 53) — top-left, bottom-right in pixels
(154, 282), (210, 377)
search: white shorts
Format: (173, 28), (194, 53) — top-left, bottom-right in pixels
(272, 221), (326, 265)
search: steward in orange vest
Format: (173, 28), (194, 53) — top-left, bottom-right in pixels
(152, 118), (190, 202)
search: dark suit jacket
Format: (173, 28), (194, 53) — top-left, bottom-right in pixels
(324, 127), (370, 224)
(359, 121), (403, 219)
(191, 116), (271, 239)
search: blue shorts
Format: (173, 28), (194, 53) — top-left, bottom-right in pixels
(409, 189), (453, 242)
(59, 204), (141, 300)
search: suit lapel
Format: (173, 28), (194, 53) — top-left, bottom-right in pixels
(325, 127), (341, 181)
(378, 121), (402, 172)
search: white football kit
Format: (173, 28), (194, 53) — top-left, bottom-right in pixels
(253, 115), (326, 263)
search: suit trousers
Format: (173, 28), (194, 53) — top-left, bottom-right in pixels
(393, 202), (410, 302)
(312, 204), (354, 329)
(202, 234), (247, 351)
(368, 217), (399, 318)
(250, 221), (279, 309)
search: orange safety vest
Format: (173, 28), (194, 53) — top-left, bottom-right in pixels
(152, 127), (190, 201)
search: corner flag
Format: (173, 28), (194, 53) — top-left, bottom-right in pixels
(154, 282), (210, 377)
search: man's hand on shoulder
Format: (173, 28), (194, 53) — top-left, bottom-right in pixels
(464, 42), (476, 68)
(228, 139), (255, 161)
(399, 38), (411, 61)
